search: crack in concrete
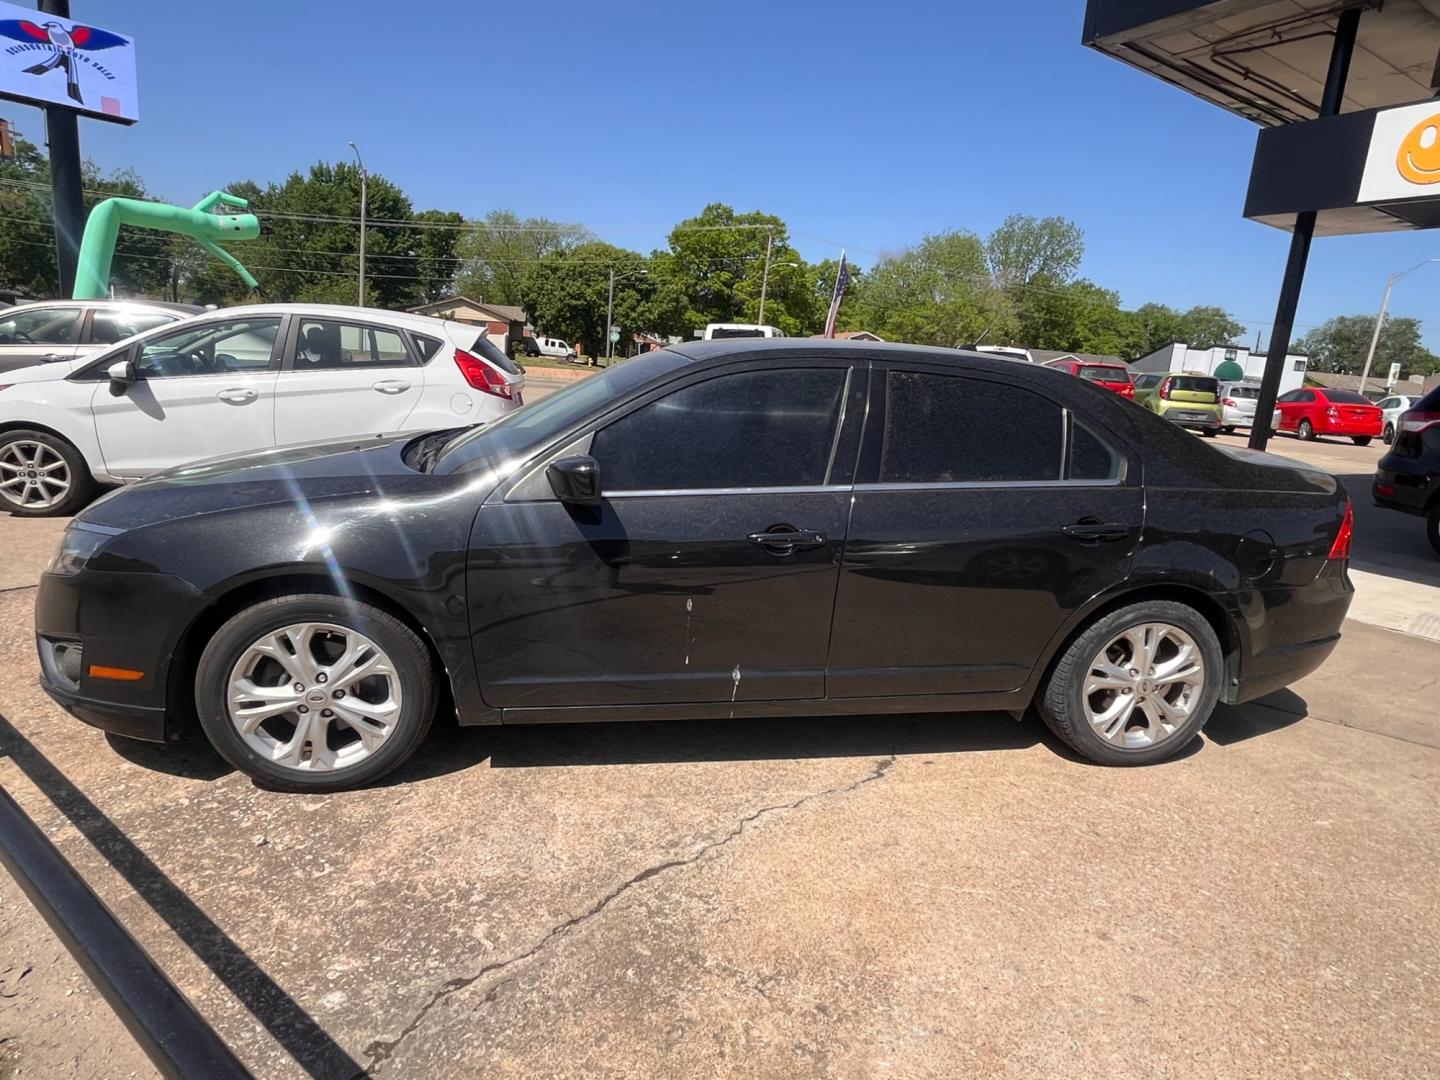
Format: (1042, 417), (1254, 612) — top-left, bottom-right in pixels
(355, 751), (898, 1076)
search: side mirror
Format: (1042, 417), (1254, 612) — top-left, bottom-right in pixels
(106, 357), (136, 397)
(546, 454), (601, 506)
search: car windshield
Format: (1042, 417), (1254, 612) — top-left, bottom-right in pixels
(1325, 390), (1372, 405)
(1078, 365), (1127, 382)
(435, 349), (692, 470)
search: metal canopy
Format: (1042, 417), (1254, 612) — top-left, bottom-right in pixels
(1084, 0), (1440, 127)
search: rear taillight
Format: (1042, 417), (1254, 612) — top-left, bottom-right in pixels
(1119, 383), (1134, 398)
(1159, 383), (1169, 399)
(1327, 501), (1353, 561)
(1399, 409), (1440, 434)
(1223, 397), (1236, 407)
(1375, 483), (1396, 498)
(453, 349), (514, 399)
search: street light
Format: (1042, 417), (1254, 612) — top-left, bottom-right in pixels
(348, 142), (367, 306)
(605, 267), (648, 363)
(1358, 257), (1440, 396)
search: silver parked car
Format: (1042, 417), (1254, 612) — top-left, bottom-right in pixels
(1217, 380), (1264, 434)
(0, 299), (203, 374)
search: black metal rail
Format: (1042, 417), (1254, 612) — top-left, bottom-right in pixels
(0, 784), (251, 1079)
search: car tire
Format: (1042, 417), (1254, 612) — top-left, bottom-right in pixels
(1382, 422), (1396, 445)
(1352, 436), (1372, 447)
(0, 429), (95, 517)
(1038, 600), (1223, 766)
(1427, 506), (1440, 558)
(1200, 428), (1217, 438)
(1222, 426), (1236, 435)
(195, 594), (437, 792)
(1298, 419), (1316, 441)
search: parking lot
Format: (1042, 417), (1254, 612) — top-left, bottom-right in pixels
(1, 415), (1438, 1079)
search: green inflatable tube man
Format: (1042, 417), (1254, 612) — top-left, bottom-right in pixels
(73, 191), (261, 300)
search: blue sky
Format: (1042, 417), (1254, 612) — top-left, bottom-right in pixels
(8, 0), (1440, 348)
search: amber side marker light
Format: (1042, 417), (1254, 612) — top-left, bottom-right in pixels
(89, 665), (144, 682)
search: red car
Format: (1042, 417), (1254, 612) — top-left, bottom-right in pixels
(1043, 357), (1134, 398)
(1275, 387), (1383, 445)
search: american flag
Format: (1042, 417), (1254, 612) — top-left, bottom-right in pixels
(823, 251), (849, 338)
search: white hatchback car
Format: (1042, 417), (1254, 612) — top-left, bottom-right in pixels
(1376, 393), (1421, 444)
(0, 303), (523, 516)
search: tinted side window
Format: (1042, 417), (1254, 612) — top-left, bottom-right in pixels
(295, 320), (412, 369)
(1068, 416), (1125, 481)
(0, 307), (79, 345)
(592, 368), (847, 491)
(136, 317), (280, 378)
(90, 310), (175, 345)
(880, 371), (1062, 483)
(413, 334), (444, 363)
(1278, 390), (1302, 403)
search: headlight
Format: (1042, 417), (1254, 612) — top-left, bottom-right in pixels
(46, 524), (117, 576)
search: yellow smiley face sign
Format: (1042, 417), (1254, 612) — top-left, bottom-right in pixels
(1396, 113), (1440, 184)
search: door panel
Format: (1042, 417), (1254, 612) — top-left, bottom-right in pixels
(467, 361), (865, 710)
(92, 371), (279, 476)
(827, 485), (1143, 696)
(826, 363), (1142, 697)
(274, 318), (423, 446)
(470, 492), (851, 707)
(91, 315), (281, 476)
(0, 306), (82, 373)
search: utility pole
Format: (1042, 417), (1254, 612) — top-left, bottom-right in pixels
(40, 0), (83, 297)
(605, 268), (615, 364)
(348, 142), (367, 306)
(757, 229), (774, 325)
(1358, 258), (1440, 398)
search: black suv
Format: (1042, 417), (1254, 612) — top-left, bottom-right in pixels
(1374, 383), (1440, 556)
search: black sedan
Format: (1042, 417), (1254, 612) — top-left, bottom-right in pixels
(1373, 383), (1440, 556)
(36, 341), (1355, 792)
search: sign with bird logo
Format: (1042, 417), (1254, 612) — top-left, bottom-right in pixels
(0, 1), (136, 124)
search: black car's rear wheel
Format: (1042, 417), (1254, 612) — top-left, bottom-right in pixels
(195, 594), (436, 792)
(1039, 601), (1222, 765)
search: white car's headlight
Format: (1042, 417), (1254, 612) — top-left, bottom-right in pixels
(46, 524), (117, 576)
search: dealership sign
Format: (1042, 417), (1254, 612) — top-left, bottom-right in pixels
(1243, 97), (1440, 236)
(0, 0), (137, 124)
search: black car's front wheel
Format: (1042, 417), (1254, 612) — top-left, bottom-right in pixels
(1039, 601), (1222, 766)
(195, 594), (437, 792)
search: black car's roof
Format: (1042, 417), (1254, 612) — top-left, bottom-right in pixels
(667, 337), (1053, 378)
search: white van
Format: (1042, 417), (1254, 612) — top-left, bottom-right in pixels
(701, 323), (785, 340)
(974, 345), (1035, 363)
(535, 336), (574, 359)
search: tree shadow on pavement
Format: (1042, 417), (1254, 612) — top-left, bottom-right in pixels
(0, 713), (362, 1079)
(1205, 689), (1307, 746)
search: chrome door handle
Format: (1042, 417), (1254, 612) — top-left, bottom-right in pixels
(40, 353), (64, 362)
(216, 387), (258, 403)
(747, 527), (827, 554)
(372, 379), (412, 394)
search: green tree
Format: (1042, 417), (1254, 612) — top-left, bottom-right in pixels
(1297, 314), (1440, 377)
(413, 209), (463, 304)
(986, 214), (1084, 287)
(520, 242), (651, 358)
(662, 203), (818, 336)
(0, 136), (174, 298)
(1013, 278), (1134, 356)
(1177, 305), (1245, 350)
(853, 230), (999, 346)
(455, 210), (593, 307)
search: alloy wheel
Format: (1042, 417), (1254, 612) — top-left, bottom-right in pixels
(226, 622), (402, 772)
(1081, 622), (1206, 750)
(0, 440), (71, 509)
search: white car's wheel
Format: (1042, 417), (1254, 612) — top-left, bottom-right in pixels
(0, 429), (95, 517)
